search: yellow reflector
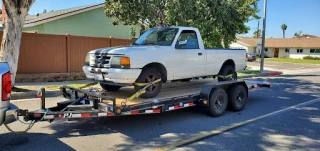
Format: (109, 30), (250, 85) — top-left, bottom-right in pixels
(203, 100), (208, 104)
(117, 109), (121, 114)
(120, 57), (130, 65)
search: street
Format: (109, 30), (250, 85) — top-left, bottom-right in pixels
(1, 62), (320, 151)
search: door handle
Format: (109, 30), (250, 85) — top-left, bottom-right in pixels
(198, 53), (202, 56)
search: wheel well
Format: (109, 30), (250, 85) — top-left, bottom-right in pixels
(219, 59), (235, 73)
(143, 63), (167, 82)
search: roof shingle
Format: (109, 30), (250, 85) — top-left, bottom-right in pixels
(25, 3), (104, 25)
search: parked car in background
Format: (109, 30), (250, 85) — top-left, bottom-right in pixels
(246, 53), (257, 62)
(0, 62), (17, 126)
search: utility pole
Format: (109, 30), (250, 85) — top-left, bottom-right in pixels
(260, 0), (267, 73)
(257, 21), (260, 37)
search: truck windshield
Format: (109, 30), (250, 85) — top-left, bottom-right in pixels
(134, 27), (179, 46)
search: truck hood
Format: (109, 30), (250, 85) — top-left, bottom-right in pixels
(88, 45), (161, 55)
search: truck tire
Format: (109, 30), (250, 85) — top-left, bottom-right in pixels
(100, 83), (121, 91)
(134, 68), (163, 98)
(209, 88), (228, 117)
(218, 65), (237, 82)
(228, 85), (247, 111)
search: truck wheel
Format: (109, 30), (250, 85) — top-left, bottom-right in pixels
(228, 85), (247, 111)
(100, 83), (121, 91)
(209, 88), (228, 117)
(134, 68), (163, 98)
(218, 65), (237, 82)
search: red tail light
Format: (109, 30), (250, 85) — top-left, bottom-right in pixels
(2, 72), (11, 101)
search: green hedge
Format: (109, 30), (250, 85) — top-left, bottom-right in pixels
(303, 56), (320, 60)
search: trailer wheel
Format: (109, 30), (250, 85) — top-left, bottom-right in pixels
(228, 85), (247, 111)
(209, 88), (228, 117)
(100, 83), (121, 91)
(134, 68), (163, 98)
(218, 65), (237, 82)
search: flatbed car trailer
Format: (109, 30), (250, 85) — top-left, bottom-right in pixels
(13, 79), (271, 123)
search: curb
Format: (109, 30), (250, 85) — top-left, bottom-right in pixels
(11, 90), (61, 100)
(238, 71), (283, 79)
(11, 71), (283, 100)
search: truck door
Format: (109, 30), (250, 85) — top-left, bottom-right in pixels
(173, 30), (206, 79)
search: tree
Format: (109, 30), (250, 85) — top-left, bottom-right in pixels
(281, 24), (287, 38)
(105, 0), (260, 48)
(130, 27), (136, 38)
(253, 29), (261, 38)
(0, 0), (36, 86)
(294, 30), (303, 38)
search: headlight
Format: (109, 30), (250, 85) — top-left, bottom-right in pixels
(111, 56), (130, 68)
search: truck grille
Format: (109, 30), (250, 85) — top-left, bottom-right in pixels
(89, 55), (111, 68)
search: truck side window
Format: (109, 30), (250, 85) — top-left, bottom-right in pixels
(177, 30), (199, 49)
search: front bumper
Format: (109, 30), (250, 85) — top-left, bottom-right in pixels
(0, 104), (18, 126)
(82, 66), (142, 84)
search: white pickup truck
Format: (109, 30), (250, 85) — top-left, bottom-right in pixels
(83, 26), (247, 98)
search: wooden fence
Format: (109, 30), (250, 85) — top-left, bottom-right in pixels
(0, 31), (136, 74)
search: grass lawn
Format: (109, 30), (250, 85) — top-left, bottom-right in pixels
(237, 70), (261, 76)
(260, 58), (320, 64)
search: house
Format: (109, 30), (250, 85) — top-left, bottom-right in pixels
(295, 34), (318, 38)
(230, 37), (320, 59)
(1, 3), (142, 39)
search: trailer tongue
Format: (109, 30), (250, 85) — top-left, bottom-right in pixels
(15, 79), (271, 123)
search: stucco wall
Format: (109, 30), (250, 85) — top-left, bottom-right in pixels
(230, 43), (248, 50)
(23, 7), (141, 39)
(287, 48), (320, 59)
(229, 42), (256, 53)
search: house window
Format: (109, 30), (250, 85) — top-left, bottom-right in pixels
(285, 48), (290, 53)
(310, 49), (320, 53)
(265, 48), (268, 51)
(297, 49), (303, 53)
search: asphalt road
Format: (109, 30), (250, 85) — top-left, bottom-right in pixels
(1, 62), (320, 151)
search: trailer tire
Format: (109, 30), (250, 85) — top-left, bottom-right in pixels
(228, 85), (247, 111)
(218, 65), (237, 82)
(209, 88), (228, 117)
(100, 83), (121, 91)
(134, 68), (163, 98)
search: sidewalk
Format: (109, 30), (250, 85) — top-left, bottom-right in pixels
(11, 70), (283, 100)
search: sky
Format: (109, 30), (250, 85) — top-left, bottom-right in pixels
(8, 0), (320, 38)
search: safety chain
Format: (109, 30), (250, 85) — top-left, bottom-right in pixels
(4, 108), (49, 134)
(4, 120), (35, 134)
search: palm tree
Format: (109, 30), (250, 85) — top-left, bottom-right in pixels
(281, 24), (287, 38)
(253, 29), (261, 38)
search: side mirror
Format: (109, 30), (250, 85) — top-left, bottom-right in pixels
(175, 41), (187, 49)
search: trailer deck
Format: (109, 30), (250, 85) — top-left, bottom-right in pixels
(15, 79), (271, 123)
